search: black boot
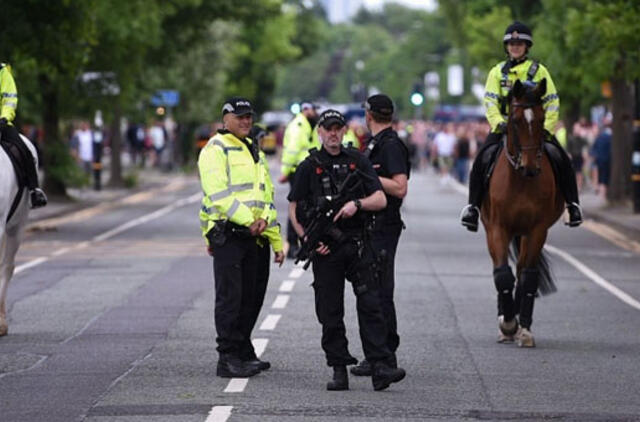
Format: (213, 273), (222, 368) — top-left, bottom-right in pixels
(243, 357), (271, 371)
(216, 354), (260, 378)
(350, 359), (372, 376)
(460, 205), (480, 232)
(30, 188), (48, 209)
(371, 361), (406, 391)
(566, 202), (583, 227)
(326, 365), (349, 391)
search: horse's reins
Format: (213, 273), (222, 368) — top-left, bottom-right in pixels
(505, 101), (543, 172)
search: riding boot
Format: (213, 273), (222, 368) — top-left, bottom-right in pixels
(518, 268), (539, 330)
(544, 140), (582, 226)
(460, 134), (502, 232)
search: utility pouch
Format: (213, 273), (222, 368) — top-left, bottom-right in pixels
(206, 221), (227, 247)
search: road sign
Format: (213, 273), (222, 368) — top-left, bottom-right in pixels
(151, 90), (180, 107)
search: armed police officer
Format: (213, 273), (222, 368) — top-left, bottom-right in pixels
(351, 94), (409, 378)
(288, 109), (406, 391)
(279, 102), (320, 258)
(459, 21), (582, 231)
(0, 62), (47, 208)
(198, 97), (273, 378)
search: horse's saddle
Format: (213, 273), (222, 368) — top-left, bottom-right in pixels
(0, 138), (29, 188)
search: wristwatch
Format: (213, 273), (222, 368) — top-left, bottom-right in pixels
(353, 199), (362, 211)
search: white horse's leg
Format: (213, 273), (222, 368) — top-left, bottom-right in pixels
(0, 226), (9, 336)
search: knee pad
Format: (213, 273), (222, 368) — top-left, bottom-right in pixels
(493, 265), (515, 293)
(520, 268), (539, 295)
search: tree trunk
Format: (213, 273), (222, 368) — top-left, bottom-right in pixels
(38, 73), (66, 197)
(108, 99), (124, 187)
(609, 77), (634, 202)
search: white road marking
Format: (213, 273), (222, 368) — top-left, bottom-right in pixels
(224, 378), (249, 393)
(450, 177), (640, 311)
(288, 268), (305, 279)
(545, 244), (640, 311)
(271, 294), (290, 309)
(251, 338), (269, 358)
(14, 257), (49, 274)
(205, 406), (233, 422)
(279, 280), (295, 292)
(259, 314), (281, 331)
(13, 192), (201, 274)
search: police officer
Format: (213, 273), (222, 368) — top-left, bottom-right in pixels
(0, 62), (47, 208)
(237, 125), (285, 370)
(351, 94), (409, 377)
(198, 97), (270, 378)
(459, 21), (582, 231)
(279, 102), (321, 258)
(288, 109), (406, 391)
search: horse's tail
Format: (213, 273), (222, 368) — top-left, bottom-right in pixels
(509, 236), (557, 295)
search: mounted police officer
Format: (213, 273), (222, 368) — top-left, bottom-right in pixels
(288, 109), (406, 391)
(459, 21), (582, 231)
(0, 62), (47, 208)
(198, 97), (274, 378)
(351, 94), (409, 377)
(279, 102), (320, 258)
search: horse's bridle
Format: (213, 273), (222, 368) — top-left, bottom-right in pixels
(504, 101), (543, 173)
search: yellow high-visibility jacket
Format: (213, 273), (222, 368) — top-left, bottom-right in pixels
(342, 128), (361, 149)
(484, 58), (559, 134)
(0, 63), (18, 123)
(258, 150), (283, 252)
(198, 130), (268, 245)
(280, 113), (320, 176)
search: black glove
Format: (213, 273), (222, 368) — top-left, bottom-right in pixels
(0, 117), (7, 129)
(496, 122), (507, 134)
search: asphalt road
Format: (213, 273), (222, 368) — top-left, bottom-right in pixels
(1, 162), (639, 422)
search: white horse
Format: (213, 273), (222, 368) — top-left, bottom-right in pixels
(0, 133), (37, 336)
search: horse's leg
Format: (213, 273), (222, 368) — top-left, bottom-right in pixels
(486, 226), (518, 340)
(516, 229), (548, 348)
(0, 228), (9, 336)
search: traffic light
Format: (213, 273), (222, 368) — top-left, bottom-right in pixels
(410, 84), (424, 106)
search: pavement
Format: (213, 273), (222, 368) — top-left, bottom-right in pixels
(580, 188), (640, 241)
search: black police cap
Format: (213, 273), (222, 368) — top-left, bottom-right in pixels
(318, 109), (346, 129)
(222, 97), (254, 116)
(363, 94), (394, 116)
(503, 21), (533, 46)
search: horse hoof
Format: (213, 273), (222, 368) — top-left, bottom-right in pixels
(498, 315), (519, 336)
(517, 328), (535, 348)
(497, 332), (515, 343)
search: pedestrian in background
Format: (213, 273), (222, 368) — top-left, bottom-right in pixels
(453, 126), (471, 184)
(279, 101), (320, 259)
(288, 109), (406, 392)
(591, 121), (612, 199)
(350, 94), (409, 378)
(198, 97), (270, 378)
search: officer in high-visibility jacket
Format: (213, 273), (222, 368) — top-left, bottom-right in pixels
(237, 125), (285, 370)
(279, 102), (320, 258)
(460, 21), (582, 231)
(0, 62), (47, 208)
(198, 97), (274, 378)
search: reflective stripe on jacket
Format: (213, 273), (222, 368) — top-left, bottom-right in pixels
(258, 150), (283, 252)
(0, 64), (18, 123)
(484, 58), (559, 133)
(280, 113), (320, 176)
(198, 131), (265, 243)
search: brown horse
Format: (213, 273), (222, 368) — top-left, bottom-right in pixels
(481, 78), (564, 347)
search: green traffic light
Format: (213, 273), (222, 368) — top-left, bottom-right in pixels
(410, 92), (424, 106)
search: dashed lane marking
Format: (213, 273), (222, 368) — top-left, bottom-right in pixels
(224, 378), (248, 393)
(251, 338), (268, 358)
(205, 406), (233, 422)
(288, 268), (305, 279)
(279, 280), (295, 292)
(271, 294), (290, 309)
(259, 314), (281, 331)
(14, 257), (49, 274)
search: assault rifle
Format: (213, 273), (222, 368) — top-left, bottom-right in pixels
(295, 171), (362, 270)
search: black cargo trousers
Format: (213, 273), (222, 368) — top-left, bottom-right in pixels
(311, 236), (392, 367)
